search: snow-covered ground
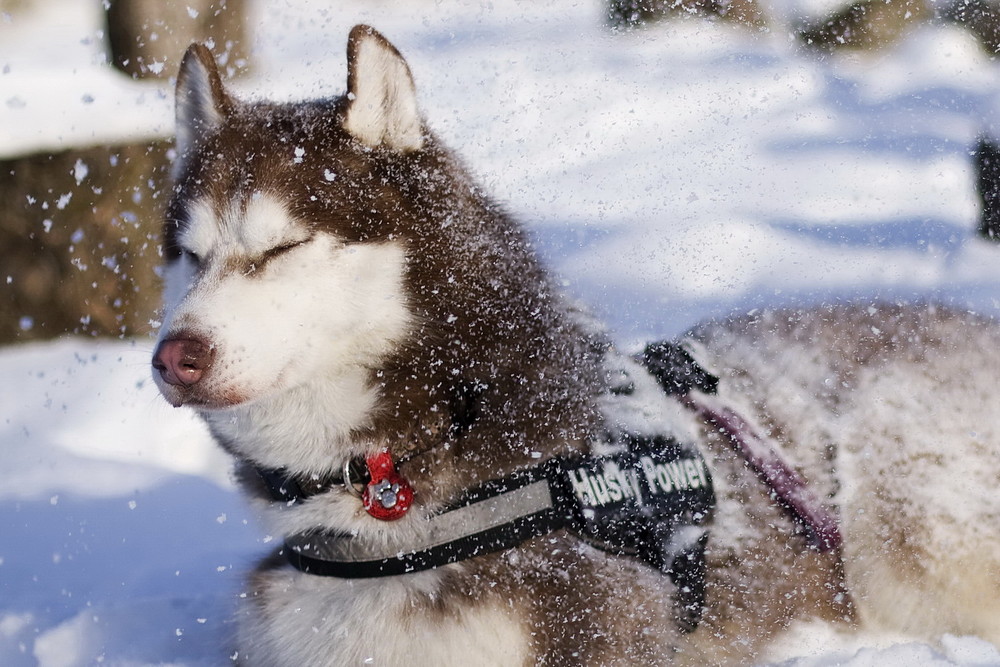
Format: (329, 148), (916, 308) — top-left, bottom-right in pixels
(4, 0), (1000, 664)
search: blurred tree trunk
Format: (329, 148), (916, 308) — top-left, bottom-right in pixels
(798, 0), (930, 51)
(0, 142), (169, 343)
(974, 136), (1000, 242)
(105, 0), (250, 79)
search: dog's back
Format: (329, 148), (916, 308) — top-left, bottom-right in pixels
(689, 303), (1000, 647)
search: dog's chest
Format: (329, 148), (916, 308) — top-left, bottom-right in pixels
(241, 564), (530, 666)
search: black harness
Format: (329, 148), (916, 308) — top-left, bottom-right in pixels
(256, 343), (720, 630)
(256, 341), (842, 633)
(272, 434), (714, 630)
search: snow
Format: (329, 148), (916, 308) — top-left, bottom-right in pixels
(3, 0), (1000, 664)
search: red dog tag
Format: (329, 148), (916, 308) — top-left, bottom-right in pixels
(361, 450), (414, 521)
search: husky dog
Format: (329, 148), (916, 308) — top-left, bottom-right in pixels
(152, 25), (1000, 666)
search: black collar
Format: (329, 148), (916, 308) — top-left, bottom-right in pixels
(257, 457), (369, 505)
(256, 379), (488, 505)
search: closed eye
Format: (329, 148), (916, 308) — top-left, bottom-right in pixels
(259, 237), (311, 264)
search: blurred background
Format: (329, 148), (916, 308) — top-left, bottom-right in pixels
(4, 0), (1000, 347)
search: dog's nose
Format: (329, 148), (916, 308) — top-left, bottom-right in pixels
(153, 337), (214, 387)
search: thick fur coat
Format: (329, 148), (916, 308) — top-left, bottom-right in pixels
(152, 25), (1000, 666)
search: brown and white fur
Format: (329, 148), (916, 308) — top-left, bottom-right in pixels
(152, 25), (1000, 666)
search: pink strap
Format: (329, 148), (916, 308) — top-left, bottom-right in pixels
(683, 394), (842, 552)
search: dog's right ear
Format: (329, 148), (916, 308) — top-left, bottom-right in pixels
(174, 44), (232, 174)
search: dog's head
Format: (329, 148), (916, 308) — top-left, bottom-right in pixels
(152, 26), (431, 464)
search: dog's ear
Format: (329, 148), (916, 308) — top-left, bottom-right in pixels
(343, 25), (424, 152)
(174, 43), (232, 172)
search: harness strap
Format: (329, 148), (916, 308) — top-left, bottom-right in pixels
(277, 443), (714, 634)
(286, 472), (566, 577)
(641, 341), (842, 552)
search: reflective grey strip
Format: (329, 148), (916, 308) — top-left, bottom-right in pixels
(286, 479), (555, 563)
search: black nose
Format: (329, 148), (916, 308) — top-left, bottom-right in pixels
(153, 337), (214, 387)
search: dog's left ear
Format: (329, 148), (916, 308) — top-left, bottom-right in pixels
(343, 25), (424, 152)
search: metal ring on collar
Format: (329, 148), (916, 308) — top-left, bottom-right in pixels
(343, 458), (365, 498)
